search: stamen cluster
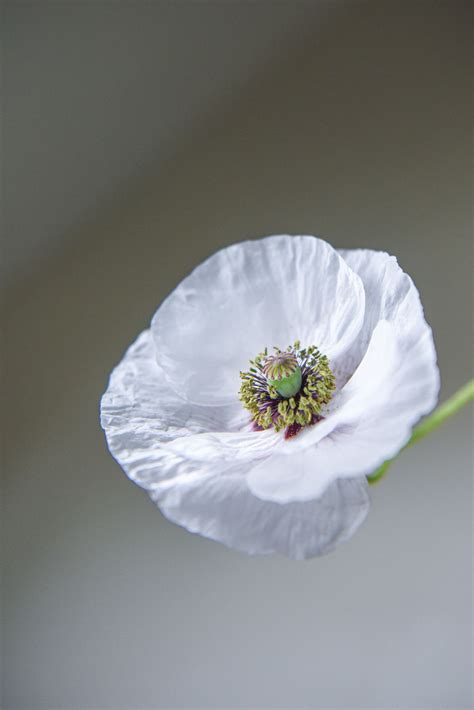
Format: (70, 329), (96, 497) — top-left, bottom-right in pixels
(239, 341), (336, 439)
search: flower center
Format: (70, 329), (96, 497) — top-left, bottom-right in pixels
(239, 341), (336, 439)
(263, 351), (302, 398)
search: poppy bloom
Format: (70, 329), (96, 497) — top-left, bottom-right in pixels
(101, 235), (439, 559)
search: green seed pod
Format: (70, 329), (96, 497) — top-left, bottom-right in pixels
(263, 352), (302, 398)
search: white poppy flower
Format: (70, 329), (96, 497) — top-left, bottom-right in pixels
(100, 235), (439, 559)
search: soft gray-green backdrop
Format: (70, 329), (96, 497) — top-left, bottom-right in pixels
(3, 1), (472, 708)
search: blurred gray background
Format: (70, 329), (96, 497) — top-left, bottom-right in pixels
(2, 1), (472, 708)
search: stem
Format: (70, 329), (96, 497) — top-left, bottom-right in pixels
(367, 378), (474, 485)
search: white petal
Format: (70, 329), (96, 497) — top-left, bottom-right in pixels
(268, 250), (440, 457)
(166, 427), (280, 464)
(151, 235), (365, 406)
(336, 248), (438, 385)
(101, 330), (280, 484)
(152, 469), (370, 559)
(248, 320), (439, 503)
(101, 330), (370, 559)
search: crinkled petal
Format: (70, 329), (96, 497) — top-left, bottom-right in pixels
(248, 320), (439, 503)
(100, 330), (370, 558)
(151, 235), (365, 406)
(336, 248), (439, 385)
(100, 330), (277, 488)
(273, 250), (440, 456)
(166, 427), (280, 464)
(151, 467), (370, 559)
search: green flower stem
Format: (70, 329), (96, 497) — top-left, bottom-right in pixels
(367, 378), (474, 485)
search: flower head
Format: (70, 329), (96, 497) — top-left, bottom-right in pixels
(101, 235), (439, 559)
